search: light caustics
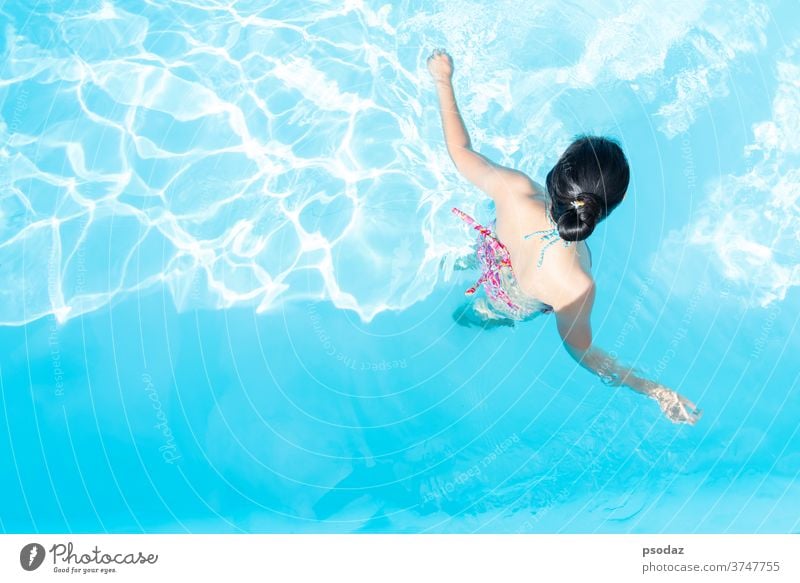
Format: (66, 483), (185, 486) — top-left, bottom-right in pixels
(0, 0), (794, 327)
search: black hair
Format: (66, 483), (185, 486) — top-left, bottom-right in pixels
(545, 134), (630, 242)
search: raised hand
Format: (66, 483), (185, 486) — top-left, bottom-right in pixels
(427, 48), (453, 84)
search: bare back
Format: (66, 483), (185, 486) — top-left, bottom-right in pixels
(493, 181), (593, 309)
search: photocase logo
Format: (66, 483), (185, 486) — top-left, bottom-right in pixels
(20, 543), (46, 571)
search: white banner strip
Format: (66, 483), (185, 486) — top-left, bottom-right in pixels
(1, 534), (797, 582)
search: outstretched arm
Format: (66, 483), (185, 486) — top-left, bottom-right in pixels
(427, 49), (534, 201)
(553, 278), (702, 425)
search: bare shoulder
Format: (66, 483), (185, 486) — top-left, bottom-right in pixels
(513, 173), (546, 200)
(494, 176), (546, 218)
(492, 165), (542, 199)
(548, 270), (595, 313)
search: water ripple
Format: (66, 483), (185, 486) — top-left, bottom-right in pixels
(0, 0), (779, 325)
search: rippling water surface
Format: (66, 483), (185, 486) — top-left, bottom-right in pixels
(1, 0), (799, 533)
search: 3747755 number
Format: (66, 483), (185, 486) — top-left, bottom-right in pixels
(730, 561), (780, 572)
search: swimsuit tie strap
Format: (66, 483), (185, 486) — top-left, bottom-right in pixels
(523, 226), (573, 267)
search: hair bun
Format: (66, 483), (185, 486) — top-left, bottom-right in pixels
(575, 193), (601, 224)
(556, 194), (600, 242)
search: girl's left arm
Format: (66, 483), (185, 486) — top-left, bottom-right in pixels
(553, 276), (702, 425)
(428, 49), (534, 202)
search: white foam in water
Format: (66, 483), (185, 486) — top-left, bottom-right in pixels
(654, 41), (800, 307)
(654, 2), (770, 137)
(0, 1), (790, 325)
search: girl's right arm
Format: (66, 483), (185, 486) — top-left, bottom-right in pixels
(427, 49), (536, 203)
(554, 279), (702, 425)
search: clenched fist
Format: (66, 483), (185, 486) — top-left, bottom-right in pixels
(427, 48), (453, 84)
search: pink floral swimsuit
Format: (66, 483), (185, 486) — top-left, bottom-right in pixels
(452, 207), (555, 320)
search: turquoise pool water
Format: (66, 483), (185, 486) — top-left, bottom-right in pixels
(1, 0), (799, 533)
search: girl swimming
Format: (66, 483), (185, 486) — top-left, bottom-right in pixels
(428, 48), (701, 425)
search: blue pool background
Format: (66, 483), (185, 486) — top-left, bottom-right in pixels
(1, 0), (799, 533)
